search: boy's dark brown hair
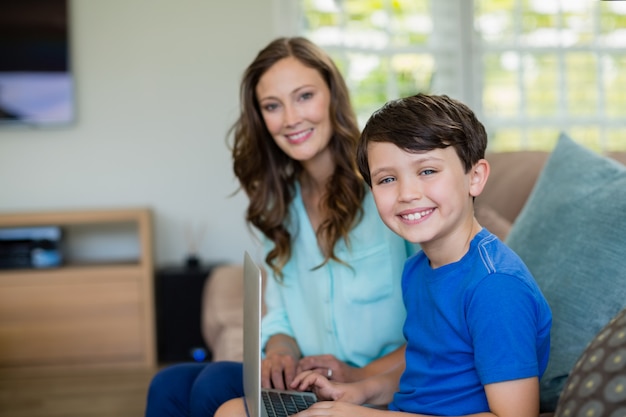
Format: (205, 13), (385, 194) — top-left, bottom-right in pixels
(357, 93), (488, 186)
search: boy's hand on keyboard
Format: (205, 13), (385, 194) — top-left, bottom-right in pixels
(296, 354), (357, 383)
(290, 371), (366, 405)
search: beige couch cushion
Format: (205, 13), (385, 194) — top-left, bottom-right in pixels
(478, 151), (550, 224)
(202, 263), (266, 362)
(475, 151), (550, 240)
(608, 151), (626, 166)
(202, 264), (245, 362)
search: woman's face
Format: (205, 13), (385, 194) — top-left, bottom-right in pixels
(256, 56), (333, 164)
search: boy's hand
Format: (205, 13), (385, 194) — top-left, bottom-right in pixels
(296, 354), (358, 383)
(290, 370), (341, 401)
(290, 371), (365, 404)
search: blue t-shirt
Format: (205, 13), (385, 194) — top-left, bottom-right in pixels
(390, 228), (552, 415)
(261, 184), (417, 367)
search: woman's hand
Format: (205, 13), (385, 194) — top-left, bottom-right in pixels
(296, 354), (361, 383)
(263, 334), (302, 389)
(262, 351), (299, 390)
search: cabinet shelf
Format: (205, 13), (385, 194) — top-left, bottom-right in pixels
(0, 208), (156, 370)
(0, 264), (145, 286)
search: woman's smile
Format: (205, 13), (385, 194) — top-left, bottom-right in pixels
(285, 128), (314, 145)
(256, 56), (333, 164)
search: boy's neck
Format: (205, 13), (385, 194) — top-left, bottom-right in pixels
(422, 218), (483, 269)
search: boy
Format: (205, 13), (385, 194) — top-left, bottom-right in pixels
(288, 94), (552, 417)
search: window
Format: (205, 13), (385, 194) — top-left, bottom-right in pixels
(298, 0), (626, 152)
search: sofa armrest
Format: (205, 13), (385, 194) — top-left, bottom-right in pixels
(202, 264), (245, 362)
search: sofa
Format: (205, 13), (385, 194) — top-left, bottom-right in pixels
(202, 134), (626, 415)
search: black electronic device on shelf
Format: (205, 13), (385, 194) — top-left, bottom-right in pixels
(154, 260), (219, 364)
(0, 226), (63, 269)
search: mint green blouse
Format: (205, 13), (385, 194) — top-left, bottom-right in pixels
(261, 184), (416, 367)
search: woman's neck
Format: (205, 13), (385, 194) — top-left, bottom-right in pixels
(299, 148), (335, 196)
(299, 150), (335, 235)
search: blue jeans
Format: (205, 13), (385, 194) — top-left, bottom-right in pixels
(145, 361), (243, 417)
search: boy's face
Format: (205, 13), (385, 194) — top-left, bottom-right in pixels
(368, 142), (485, 249)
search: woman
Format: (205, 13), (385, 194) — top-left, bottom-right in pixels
(145, 36), (415, 417)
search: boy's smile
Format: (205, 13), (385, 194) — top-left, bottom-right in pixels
(400, 208), (434, 222)
(368, 142), (486, 267)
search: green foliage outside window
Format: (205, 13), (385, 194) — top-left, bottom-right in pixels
(302, 0), (626, 151)
(302, 0), (434, 127)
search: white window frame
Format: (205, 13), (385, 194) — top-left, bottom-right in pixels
(274, 0), (626, 151)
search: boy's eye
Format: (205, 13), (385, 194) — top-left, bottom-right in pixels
(378, 177), (395, 185)
(420, 169), (436, 176)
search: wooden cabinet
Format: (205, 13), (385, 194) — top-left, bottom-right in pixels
(0, 209), (155, 370)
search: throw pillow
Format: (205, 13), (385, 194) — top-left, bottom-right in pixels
(505, 133), (626, 412)
(554, 307), (626, 417)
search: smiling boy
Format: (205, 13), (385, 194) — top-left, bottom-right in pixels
(289, 94), (552, 417)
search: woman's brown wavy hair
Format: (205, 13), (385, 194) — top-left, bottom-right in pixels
(229, 37), (364, 279)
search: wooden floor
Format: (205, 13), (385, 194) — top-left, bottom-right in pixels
(0, 366), (158, 417)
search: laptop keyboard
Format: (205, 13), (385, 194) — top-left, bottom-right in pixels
(262, 391), (316, 417)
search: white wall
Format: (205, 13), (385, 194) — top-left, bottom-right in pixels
(0, 0), (290, 266)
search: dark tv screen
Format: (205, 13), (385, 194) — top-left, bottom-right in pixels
(0, 0), (74, 126)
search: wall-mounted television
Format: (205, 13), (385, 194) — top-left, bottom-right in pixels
(0, 0), (74, 127)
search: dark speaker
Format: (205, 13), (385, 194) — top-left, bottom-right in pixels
(154, 263), (217, 363)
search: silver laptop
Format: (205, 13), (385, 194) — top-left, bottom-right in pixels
(243, 251), (317, 417)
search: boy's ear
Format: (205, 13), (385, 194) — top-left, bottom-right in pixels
(469, 159), (490, 197)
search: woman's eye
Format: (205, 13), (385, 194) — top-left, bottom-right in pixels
(263, 103), (278, 112)
(300, 92), (314, 101)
